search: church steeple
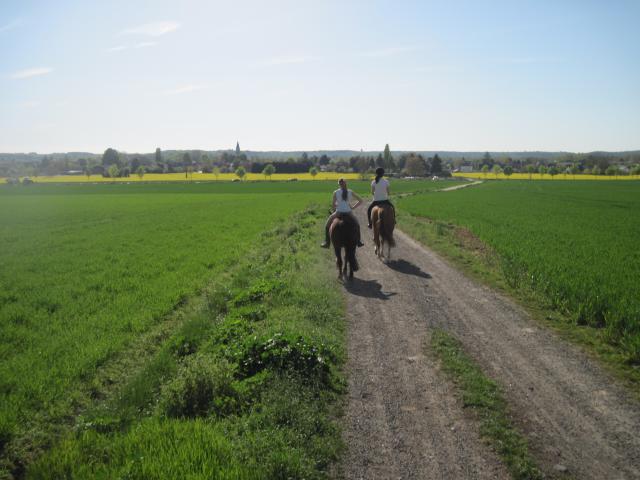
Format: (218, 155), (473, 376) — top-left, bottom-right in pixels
(235, 141), (240, 156)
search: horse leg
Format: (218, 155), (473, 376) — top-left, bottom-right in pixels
(342, 250), (348, 276)
(334, 245), (342, 279)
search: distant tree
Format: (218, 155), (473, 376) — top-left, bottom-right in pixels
(235, 142), (241, 156)
(262, 164), (275, 179)
(483, 152), (492, 164)
(526, 165), (535, 180)
(591, 166), (601, 175)
(548, 166), (558, 179)
(404, 154), (426, 176)
(136, 166), (145, 179)
(570, 164), (580, 179)
(375, 153), (384, 168)
(605, 165), (618, 177)
(319, 154), (330, 166)
(185, 165), (194, 180)
(84, 168), (91, 180)
(503, 165), (513, 177)
(492, 164), (502, 179)
(631, 164), (640, 176)
(309, 166), (319, 179)
(102, 148), (120, 167)
(301, 152), (309, 162)
(538, 165), (547, 177)
(155, 147), (162, 165)
(108, 164), (120, 178)
(235, 166), (246, 180)
(212, 166), (221, 180)
(481, 164), (490, 178)
(431, 154), (443, 175)
(383, 144), (395, 171)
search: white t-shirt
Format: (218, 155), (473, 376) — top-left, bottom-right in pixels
(334, 188), (353, 213)
(372, 178), (390, 201)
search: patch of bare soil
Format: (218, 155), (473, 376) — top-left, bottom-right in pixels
(337, 208), (640, 479)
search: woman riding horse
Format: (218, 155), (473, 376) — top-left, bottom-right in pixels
(367, 167), (396, 229)
(321, 178), (364, 248)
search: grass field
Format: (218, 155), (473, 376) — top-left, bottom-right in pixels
(453, 172), (640, 181)
(0, 179), (455, 477)
(398, 181), (640, 365)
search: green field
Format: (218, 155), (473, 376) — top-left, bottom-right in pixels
(0, 179), (455, 478)
(398, 181), (640, 365)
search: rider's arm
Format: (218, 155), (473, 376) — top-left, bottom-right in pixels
(332, 192), (337, 211)
(371, 183), (375, 196)
(351, 191), (363, 209)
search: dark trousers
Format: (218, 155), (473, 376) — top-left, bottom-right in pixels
(367, 200), (395, 225)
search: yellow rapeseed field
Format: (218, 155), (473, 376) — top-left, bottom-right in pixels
(5, 172), (362, 183)
(453, 172), (640, 181)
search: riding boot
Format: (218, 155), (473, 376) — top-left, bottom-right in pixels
(356, 223), (364, 247)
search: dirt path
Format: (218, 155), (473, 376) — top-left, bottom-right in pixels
(339, 208), (640, 479)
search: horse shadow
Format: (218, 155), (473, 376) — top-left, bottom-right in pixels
(344, 277), (397, 300)
(385, 259), (432, 279)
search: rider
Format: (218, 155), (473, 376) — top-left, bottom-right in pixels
(367, 167), (395, 228)
(321, 178), (365, 248)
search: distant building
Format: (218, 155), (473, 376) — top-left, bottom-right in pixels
(459, 165), (473, 173)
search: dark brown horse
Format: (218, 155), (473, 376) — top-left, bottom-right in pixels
(329, 213), (359, 279)
(372, 204), (396, 260)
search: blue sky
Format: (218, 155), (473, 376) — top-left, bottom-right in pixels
(1, 0), (639, 153)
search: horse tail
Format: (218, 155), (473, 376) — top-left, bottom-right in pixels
(380, 208), (396, 247)
(347, 246), (359, 272)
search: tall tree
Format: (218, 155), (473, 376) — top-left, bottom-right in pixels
(155, 147), (162, 165)
(309, 166), (319, 179)
(235, 141), (240, 156)
(403, 154), (426, 176)
(102, 148), (120, 167)
(431, 154), (443, 175)
(383, 144), (395, 171)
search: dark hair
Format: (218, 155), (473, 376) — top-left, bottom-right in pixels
(339, 178), (348, 201)
(375, 167), (385, 183)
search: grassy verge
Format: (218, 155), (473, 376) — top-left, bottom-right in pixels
(399, 211), (640, 397)
(24, 206), (345, 479)
(430, 329), (546, 480)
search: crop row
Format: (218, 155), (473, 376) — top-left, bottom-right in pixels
(398, 181), (640, 364)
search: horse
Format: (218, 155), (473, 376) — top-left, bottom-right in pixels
(329, 213), (359, 280)
(372, 204), (396, 260)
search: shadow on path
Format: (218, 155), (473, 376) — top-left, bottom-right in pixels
(386, 259), (432, 279)
(344, 277), (396, 300)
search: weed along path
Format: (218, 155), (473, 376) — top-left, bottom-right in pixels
(338, 208), (640, 479)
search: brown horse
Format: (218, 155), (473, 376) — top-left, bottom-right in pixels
(329, 213), (359, 279)
(372, 204), (396, 260)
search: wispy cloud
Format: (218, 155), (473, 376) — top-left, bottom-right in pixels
(121, 21), (180, 37)
(21, 100), (40, 108)
(163, 84), (205, 95)
(414, 65), (463, 74)
(361, 46), (417, 57)
(135, 41), (157, 48)
(0, 19), (22, 34)
(256, 55), (316, 67)
(106, 45), (128, 52)
(11, 67), (53, 79)
(498, 56), (562, 65)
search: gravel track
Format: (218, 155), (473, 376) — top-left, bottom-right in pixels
(338, 207), (640, 479)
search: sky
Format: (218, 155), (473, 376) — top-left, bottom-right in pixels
(1, 0), (639, 153)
